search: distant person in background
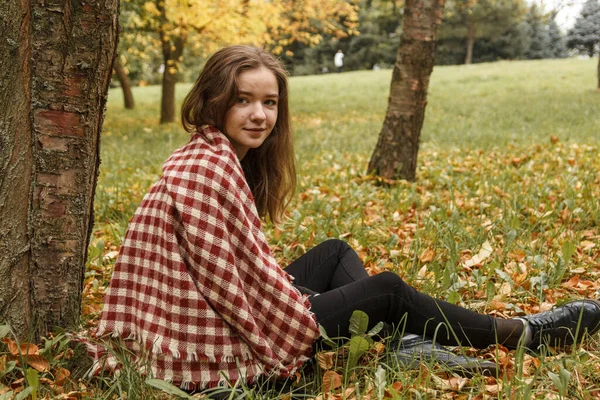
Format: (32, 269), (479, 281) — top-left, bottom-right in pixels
(334, 49), (344, 73)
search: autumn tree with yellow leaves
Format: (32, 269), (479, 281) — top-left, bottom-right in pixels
(122, 0), (359, 123)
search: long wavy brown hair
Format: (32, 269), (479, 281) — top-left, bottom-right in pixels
(181, 45), (295, 224)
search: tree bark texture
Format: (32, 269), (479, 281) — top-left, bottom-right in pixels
(113, 58), (135, 109)
(0, 0), (118, 339)
(368, 0), (445, 182)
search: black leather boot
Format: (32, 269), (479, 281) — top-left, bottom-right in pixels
(387, 334), (498, 377)
(519, 299), (600, 349)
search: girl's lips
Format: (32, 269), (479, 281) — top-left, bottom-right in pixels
(244, 128), (265, 135)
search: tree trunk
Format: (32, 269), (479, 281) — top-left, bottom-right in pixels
(159, 35), (185, 124)
(368, 0), (445, 182)
(114, 58), (135, 109)
(160, 67), (177, 124)
(0, 0), (34, 337)
(158, 0), (186, 124)
(0, 0), (118, 339)
(464, 20), (476, 65)
(597, 55), (600, 90)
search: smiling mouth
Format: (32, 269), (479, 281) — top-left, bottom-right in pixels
(244, 128), (265, 133)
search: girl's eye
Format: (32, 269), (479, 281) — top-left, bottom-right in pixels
(238, 98), (248, 104)
(265, 100), (277, 106)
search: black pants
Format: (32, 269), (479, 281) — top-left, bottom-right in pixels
(285, 239), (497, 348)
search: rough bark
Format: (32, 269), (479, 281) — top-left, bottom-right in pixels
(0, 0), (34, 336)
(0, 0), (119, 339)
(113, 58), (135, 109)
(368, 0), (445, 182)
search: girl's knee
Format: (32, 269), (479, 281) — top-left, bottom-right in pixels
(322, 238), (352, 252)
(373, 271), (406, 291)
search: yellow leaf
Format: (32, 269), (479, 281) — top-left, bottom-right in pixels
(462, 240), (493, 268)
(419, 248), (434, 263)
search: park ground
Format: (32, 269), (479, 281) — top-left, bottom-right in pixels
(1, 57), (600, 399)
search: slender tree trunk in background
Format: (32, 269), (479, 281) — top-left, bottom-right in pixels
(160, 66), (177, 124)
(159, 36), (185, 124)
(114, 58), (135, 109)
(0, 0), (118, 339)
(160, 37), (186, 121)
(368, 0), (445, 182)
(158, 0), (186, 124)
(465, 20), (476, 65)
(597, 55), (599, 89)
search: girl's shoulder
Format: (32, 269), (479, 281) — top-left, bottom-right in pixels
(165, 126), (235, 168)
(160, 125), (242, 189)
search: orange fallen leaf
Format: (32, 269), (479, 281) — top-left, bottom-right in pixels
(316, 351), (336, 370)
(1, 338), (38, 356)
(54, 367), (71, 385)
(507, 249), (526, 262)
(385, 381), (403, 398)
(25, 354), (50, 372)
(10, 377), (24, 389)
(419, 248), (434, 263)
(322, 370), (342, 392)
(19, 342), (39, 356)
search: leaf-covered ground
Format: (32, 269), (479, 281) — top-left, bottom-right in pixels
(1, 58), (600, 399)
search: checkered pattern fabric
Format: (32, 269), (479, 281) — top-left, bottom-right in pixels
(93, 125), (320, 388)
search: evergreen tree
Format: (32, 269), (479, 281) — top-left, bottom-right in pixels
(548, 18), (568, 58)
(476, 20), (530, 61)
(440, 0), (527, 64)
(567, 0), (600, 56)
(524, 4), (552, 59)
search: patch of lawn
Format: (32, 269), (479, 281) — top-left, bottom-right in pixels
(4, 58), (597, 399)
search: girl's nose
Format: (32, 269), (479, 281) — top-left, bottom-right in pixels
(250, 103), (266, 121)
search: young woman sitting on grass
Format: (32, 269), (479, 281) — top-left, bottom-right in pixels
(93, 45), (600, 390)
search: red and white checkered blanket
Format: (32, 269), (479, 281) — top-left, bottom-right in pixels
(93, 125), (320, 388)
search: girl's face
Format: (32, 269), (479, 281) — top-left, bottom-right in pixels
(224, 66), (279, 160)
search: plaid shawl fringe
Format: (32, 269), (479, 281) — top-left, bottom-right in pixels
(90, 125), (320, 388)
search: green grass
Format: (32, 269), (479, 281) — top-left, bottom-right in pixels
(3, 57), (599, 399)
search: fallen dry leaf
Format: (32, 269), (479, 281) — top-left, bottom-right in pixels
(462, 241), (493, 268)
(316, 351), (336, 370)
(322, 370), (342, 392)
(430, 374), (468, 391)
(420, 248), (435, 263)
(24, 354), (50, 372)
(1, 338), (39, 356)
(54, 367), (71, 385)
